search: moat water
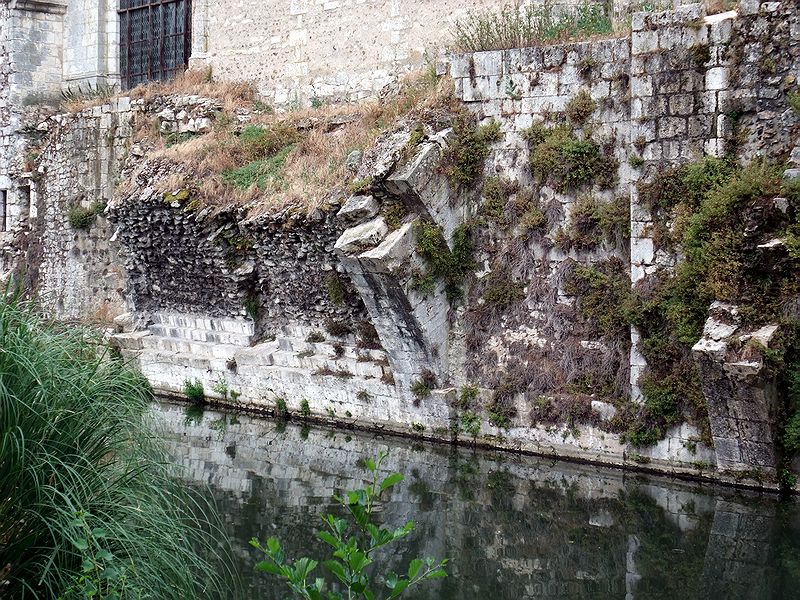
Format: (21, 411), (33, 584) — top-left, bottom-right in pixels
(154, 401), (800, 599)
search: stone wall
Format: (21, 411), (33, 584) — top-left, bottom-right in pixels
(194, 0), (592, 106)
(4, 2), (800, 488)
(62, 0), (120, 88)
(30, 99), (134, 319)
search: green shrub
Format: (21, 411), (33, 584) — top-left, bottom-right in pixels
(326, 273), (346, 305)
(410, 369), (437, 402)
(275, 397), (288, 418)
(306, 331), (325, 343)
(67, 200), (106, 230)
(561, 195), (629, 250)
(212, 376), (229, 399)
(564, 259), (633, 341)
(324, 318), (351, 337)
(440, 114), (503, 188)
(526, 124), (617, 192)
(300, 399), (311, 418)
(460, 411), (481, 438)
(183, 378), (205, 403)
(565, 90), (596, 125)
(458, 384), (480, 408)
(487, 383), (517, 428)
(482, 268), (525, 307)
(0, 292), (233, 599)
(414, 221), (475, 301)
(520, 205), (547, 233)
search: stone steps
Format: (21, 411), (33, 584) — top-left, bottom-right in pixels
(148, 323), (252, 346)
(151, 312), (255, 337)
(140, 335), (239, 359)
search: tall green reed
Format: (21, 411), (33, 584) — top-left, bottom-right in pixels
(0, 290), (239, 599)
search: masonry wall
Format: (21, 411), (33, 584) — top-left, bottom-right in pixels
(4, 2), (800, 488)
(62, 0), (120, 87)
(18, 99), (135, 319)
(196, 0), (590, 106)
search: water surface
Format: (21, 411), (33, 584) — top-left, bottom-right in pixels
(155, 402), (800, 599)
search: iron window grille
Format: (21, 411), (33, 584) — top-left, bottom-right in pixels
(119, 0), (192, 89)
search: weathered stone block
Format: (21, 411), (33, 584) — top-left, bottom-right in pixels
(333, 217), (388, 255)
(337, 194), (379, 222)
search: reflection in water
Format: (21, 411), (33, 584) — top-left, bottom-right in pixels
(154, 402), (800, 599)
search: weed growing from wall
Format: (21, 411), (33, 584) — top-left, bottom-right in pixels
(451, 2), (612, 52)
(439, 114), (503, 188)
(525, 123), (618, 192)
(183, 378), (205, 403)
(565, 90), (596, 125)
(413, 221), (476, 301)
(558, 195), (630, 251)
(67, 201), (106, 230)
(622, 158), (800, 446)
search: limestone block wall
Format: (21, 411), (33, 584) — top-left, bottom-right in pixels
(20, 99), (135, 319)
(195, 0), (593, 107)
(62, 0), (120, 88)
(5, 2), (799, 487)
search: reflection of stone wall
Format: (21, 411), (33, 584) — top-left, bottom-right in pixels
(154, 402), (786, 600)
(698, 500), (777, 600)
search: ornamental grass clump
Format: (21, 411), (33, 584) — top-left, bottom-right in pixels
(0, 289), (236, 599)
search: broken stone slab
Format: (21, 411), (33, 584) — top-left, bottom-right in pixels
(784, 168), (800, 181)
(337, 194), (380, 222)
(359, 221), (417, 273)
(693, 302), (781, 474)
(334, 217), (389, 255)
(694, 301), (740, 353)
(385, 138), (462, 241)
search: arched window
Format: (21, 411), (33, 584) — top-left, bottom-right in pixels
(119, 0), (192, 89)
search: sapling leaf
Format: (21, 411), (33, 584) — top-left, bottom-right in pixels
(255, 560), (284, 576)
(323, 559), (349, 584)
(407, 559), (422, 580)
(388, 579), (409, 598)
(380, 473), (404, 492)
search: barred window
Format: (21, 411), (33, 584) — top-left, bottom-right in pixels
(0, 190), (7, 232)
(119, 0), (192, 89)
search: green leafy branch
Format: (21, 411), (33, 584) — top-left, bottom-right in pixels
(250, 451), (448, 599)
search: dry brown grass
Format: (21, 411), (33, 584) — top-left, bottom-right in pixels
(128, 67), (256, 112)
(132, 70), (456, 218)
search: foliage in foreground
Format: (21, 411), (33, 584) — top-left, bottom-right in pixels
(0, 290), (235, 599)
(251, 451), (448, 599)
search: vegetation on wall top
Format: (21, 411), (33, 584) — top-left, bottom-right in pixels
(450, 1), (613, 53)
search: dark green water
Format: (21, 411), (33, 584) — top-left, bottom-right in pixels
(155, 402), (800, 599)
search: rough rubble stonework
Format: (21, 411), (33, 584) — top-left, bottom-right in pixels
(0, 2), (799, 488)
